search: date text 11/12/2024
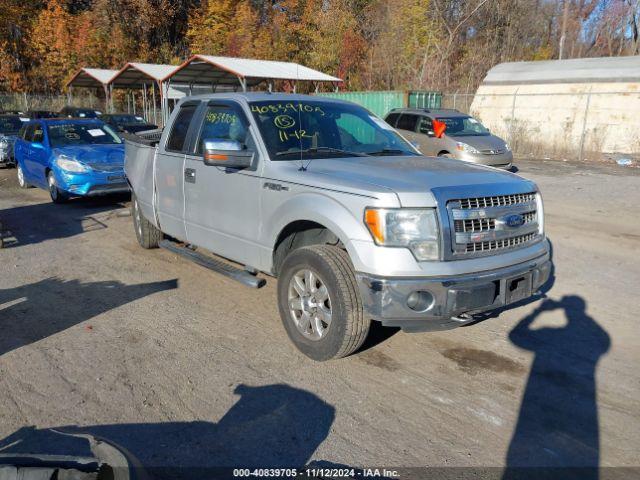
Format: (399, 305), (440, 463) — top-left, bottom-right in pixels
(233, 468), (400, 478)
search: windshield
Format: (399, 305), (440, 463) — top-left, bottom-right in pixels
(47, 123), (122, 148)
(108, 114), (146, 124)
(249, 100), (418, 159)
(0, 116), (24, 135)
(437, 116), (490, 136)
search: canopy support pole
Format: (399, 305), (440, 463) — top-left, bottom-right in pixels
(238, 76), (247, 92)
(152, 82), (157, 126)
(142, 84), (148, 122)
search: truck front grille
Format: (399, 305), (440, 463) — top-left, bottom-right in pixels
(465, 232), (537, 253)
(447, 192), (540, 258)
(458, 193), (536, 209)
(455, 211), (536, 233)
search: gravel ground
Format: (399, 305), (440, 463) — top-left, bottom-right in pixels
(0, 159), (638, 477)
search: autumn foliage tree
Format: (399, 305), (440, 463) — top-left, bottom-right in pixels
(1, 0), (638, 94)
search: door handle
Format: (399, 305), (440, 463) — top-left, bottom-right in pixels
(184, 168), (196, 183)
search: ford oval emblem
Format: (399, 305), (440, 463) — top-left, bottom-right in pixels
(503, 214), (525, 228)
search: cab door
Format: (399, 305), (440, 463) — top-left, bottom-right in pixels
(183, 101), (263, 268)
(155, 102), (199, 241)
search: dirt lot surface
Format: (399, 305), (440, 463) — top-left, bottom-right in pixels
(0, 159), (638, 476)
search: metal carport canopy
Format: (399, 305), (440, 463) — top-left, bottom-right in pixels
(66, 68), (119, 88)
(164, 54), (342, 87)
(109, 63), (180, 88)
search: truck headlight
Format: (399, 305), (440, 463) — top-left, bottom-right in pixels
(364, 208), (440, 261)
(504, 143), (511, 151)
(56, 155), (90, 173)
(0, 137), (8, 150)
(536, 192), (545, 236)
(456, 142), (479, 154)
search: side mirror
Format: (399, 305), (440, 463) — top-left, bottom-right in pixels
(203, 139), (253, 169)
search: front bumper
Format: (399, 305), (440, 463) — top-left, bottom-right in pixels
(457, 150), (513, 169)
(56, 169), (130, 196)
(356, 252), (552, 332)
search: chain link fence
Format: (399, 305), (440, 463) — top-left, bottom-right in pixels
(440, 91), (640, 162)
(0, 92), (106, 113)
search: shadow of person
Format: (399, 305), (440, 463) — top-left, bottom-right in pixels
(504, 296), (610, 480)
(0, 384), (336, 479)
(0, 277), (178, 357)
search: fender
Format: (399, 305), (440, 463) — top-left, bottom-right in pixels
(261, 191), (380, 273)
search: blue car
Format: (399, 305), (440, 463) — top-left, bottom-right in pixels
(14, 118), (128, 203)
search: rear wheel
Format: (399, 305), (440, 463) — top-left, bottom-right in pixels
(131, 193), (161, 248)
(17, 163), (30, 188)
(277, 245), (370, 361)
(48, 171), (68, 203)
(438, 152), (454, 158)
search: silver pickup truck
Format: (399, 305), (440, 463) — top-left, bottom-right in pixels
(125, 93), (552, 361)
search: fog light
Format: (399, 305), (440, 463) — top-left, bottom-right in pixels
(406, 290), (434, 312)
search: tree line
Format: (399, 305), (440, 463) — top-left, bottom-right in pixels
(1, 0), (638, 93)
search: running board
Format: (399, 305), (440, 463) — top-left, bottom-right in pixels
(159, 240), (266, 289)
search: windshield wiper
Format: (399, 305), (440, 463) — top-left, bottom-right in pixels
(275, 146), (370, 157)
(367, 148), (418, 156)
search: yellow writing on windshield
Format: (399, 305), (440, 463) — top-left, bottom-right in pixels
(251, 103), (325, 116)
(278, 129), (313, 142)
(205, 112), (237, 124)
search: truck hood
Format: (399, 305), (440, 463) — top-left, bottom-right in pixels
(303, 155), (536, 207)
(54, 144), (124, 166)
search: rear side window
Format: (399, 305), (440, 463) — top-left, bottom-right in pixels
(396, 114), (418, 131)
(385, 113), (400, 127)
(166, 104), (198, 153)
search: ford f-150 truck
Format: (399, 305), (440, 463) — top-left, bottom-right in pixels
(125, 93), (552, 361)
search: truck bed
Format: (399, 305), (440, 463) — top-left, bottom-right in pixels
(124, 129), (162, 227)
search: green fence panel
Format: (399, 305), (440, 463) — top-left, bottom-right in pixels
(316, 91), (406, 118)
(408, 91), (442, 109)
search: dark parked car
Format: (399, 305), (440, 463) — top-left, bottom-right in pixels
(25, 110), (58, 119)
(101, 113), (157, 134)
(59, 106), (102, 119)
(0, 114), (26, 167)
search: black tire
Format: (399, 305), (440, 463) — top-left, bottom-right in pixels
(16, 163), (31, 188)
(47, 171), (68, 203)
(277, 245), (370, 361)
(131, 192), (162, 248)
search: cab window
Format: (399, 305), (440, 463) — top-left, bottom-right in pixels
(166, 104), (198, 153)
(195, 105), (249, 154)
(396, 114), (418, 131)
(32, 124), (44, 143)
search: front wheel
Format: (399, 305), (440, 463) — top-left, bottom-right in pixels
(277, 245), (371, 361)
(48, 171), (68, 203)
(131, 193), (162, 248)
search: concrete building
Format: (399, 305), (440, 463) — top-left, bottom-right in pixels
(470, 56), (640, 158)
